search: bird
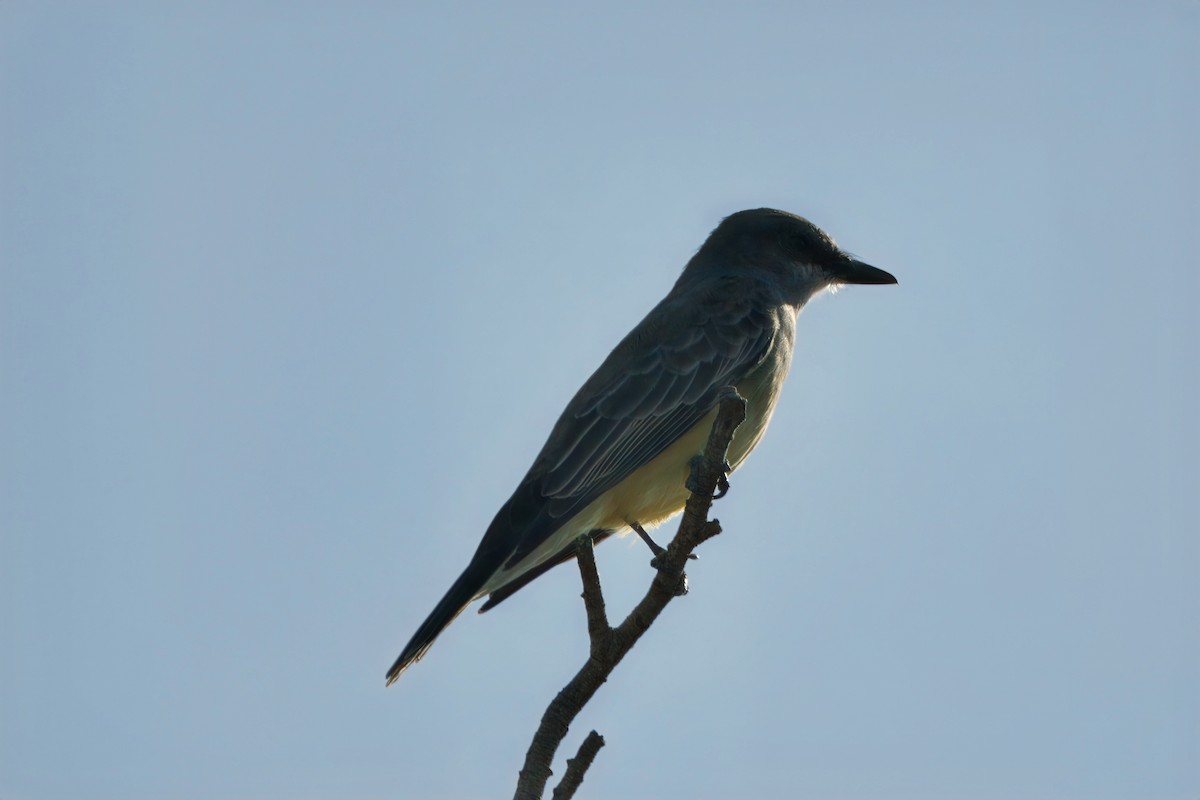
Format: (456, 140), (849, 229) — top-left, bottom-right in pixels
(386, 208), (896, 685)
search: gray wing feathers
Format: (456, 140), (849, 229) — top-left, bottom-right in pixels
(536, 282), (777, 504)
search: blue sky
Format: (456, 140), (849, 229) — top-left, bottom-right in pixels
(2, 3), (1197, 799)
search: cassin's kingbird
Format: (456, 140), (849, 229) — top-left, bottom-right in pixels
(386, 208), (896, 684)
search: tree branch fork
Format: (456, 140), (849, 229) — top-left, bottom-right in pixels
(513, 388), (748, 800)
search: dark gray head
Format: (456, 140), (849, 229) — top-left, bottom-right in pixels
(683, 208), (896, 301)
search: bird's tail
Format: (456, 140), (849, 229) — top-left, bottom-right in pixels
(385, 561), (492, 685)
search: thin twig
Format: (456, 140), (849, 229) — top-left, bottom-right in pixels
(550, 731), (606, 800)
(512, 389), (747, 800)
(575, 536), (611, 661)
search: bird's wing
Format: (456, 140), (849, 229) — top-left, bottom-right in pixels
(500, 276), (780, 569)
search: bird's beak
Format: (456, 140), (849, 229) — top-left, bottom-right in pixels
(829, 258), (897, 285)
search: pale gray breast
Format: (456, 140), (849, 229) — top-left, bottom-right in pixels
(728, 306), (797, 469)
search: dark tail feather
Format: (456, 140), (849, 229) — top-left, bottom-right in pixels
(385, 562), (492, 685)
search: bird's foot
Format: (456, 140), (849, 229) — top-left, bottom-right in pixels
(630, 521), (693, 596)
(630, 521), (697, 564)
(714, 460), (732, 499)
(686, 455), (732, 499)
(630, 520), (665, 558)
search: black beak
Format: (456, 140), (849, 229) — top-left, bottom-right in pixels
(829, 258), (897, 285)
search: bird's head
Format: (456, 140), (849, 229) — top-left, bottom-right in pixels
(690, 208), (896, 303)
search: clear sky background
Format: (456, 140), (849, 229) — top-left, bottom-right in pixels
(2, 3), (1197, 799)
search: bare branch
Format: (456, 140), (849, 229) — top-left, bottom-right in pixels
(575, 537), (612, 661)
(551, 731), (606, 800)
(512, 389), (747, 800)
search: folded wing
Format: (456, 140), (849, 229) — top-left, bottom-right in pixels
(498, 277), (780, 573)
